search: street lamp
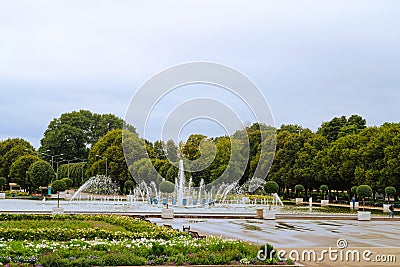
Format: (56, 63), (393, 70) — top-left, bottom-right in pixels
(41, 152), (63, 169)
(56, 159), (67, 179)
(96, 155), (108, 177)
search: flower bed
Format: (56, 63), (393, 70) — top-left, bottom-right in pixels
(0, 214), (293, 266)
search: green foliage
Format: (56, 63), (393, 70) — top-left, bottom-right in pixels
(0, 138), (34, 179)
(57, 162), (86, 187)
(124, 180), (134, 194)
(356, 185), (373, 199)
(181, 134), (207, 161)
(351, 186), (358, 195)
(319, 184), (328, 192)
(0, 214), (289, 266)
(52, 180), (67, 193)
(317, 115), (366, 142)
(385, 186), (396, 199)
(28, 160), (55, 190)
(264, 181), (279, 194)
(9, 155), (37, 191)
(61, 178), (73, 188)
(0, 177), (6, 190)
(39, 110), (130, 161)
(295, 184), (304, 198)
(87, 129), (145, 192)
(295, 184), (304, 192)
(159, 181), (175, 193)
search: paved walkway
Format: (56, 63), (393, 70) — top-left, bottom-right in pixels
(152, 218), (400, 266)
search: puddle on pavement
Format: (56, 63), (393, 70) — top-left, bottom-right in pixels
(242, 224), (263, 231)
(275, 222), (315, 232)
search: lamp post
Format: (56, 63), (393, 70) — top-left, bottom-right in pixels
(96, 155), (108, 177)
(41, 151), (63, 170)
(56, 159), (67, 179)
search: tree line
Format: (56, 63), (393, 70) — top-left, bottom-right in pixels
(1, 111), (399, 200)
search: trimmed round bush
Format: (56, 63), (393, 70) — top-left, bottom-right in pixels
(264, 181), (279, 194)
(61, 178), (73, 188)
(159, 181), (175, 193)
(52, 180), (67, 193)
(319, 185), (328, 192)
(356, 185), (372, 199)
(385, 186), (396, 197)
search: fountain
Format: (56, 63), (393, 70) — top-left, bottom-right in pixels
(176, 160), (185, 206)
(70, 175), (119, 202)
(43, 160), (284, 215)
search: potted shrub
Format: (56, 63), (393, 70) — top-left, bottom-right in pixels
(51, 180), (67, 214)
(356, 185), (372, 221)
(384, 186), (396, 213)
(319, 185), (329, 206)
(385, 186), (396, 204)
(295, 184), (304, 205)
(159, 180), (175, 219)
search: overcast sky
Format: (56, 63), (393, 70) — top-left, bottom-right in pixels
(1, 0), (399, 148)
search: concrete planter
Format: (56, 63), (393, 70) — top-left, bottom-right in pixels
(295, 198), (303, 205)
(321, 200), (329, 206)
(357, 211), (371, 221)
(0, 193), (5, 199)
(52, 207), (64, 214)
(161, 208), (174, 219)
(383, 204), (390, 212)
(350, 202), (359, 209)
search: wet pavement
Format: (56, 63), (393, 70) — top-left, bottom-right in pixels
(151, 218), (400, 248)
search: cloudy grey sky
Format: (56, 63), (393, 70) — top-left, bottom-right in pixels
(1, 0), (399, 148)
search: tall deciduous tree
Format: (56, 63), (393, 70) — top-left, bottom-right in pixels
(39, 110), (130, 160)
(9, 155), (38, 192)
(0, 138), (34, 180)
(87, 129), (145, 192)
(28, 160), (55, 190)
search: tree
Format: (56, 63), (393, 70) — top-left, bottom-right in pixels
(385, 186), (396, 204)
(87, 129), (145, 193)
(28, 161), (55, 191)
(357, 185), (372, 211)
(39, 110), (129, 160)
(0, 138), (34, 180)
(129, 158), (160, 185)
(166, 139), (178, 162)
(159, 180), (175, 208)
(51, 180), (67, 208)
(319, 185), (329, 199)
(295, 184), (304, 198)
(181, 134), (207, 161)
(57, 162), (86, 187)
(317, 116), (348, 142)
(9, 155), (37, 192)
(351, 186), (358, 200)
(0, 177), (6, 191)
(124, 180), (134, 194)
(264, 181), (279, 194)
(61, 178), (73, 188)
